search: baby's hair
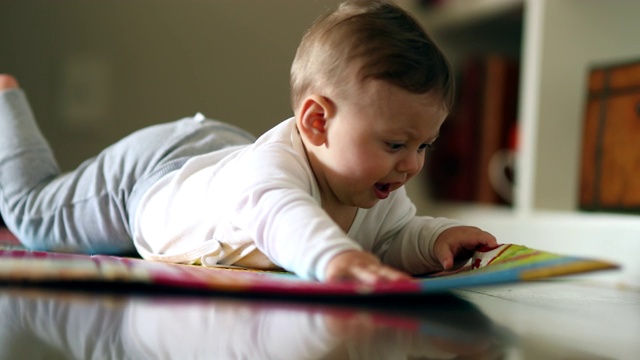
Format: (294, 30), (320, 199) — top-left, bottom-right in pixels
(290, 0), (454, 113)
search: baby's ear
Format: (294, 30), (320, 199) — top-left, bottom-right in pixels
(297, 95), (334, 146)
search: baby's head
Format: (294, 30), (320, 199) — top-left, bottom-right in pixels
(290, 0), (454, 115)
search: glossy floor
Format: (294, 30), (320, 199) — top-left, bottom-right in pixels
(1, 280), (638, 359)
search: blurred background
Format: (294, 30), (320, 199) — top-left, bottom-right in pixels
(0, 0), (342, 170)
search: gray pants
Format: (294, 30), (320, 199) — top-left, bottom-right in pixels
(0, 89), (255, 254)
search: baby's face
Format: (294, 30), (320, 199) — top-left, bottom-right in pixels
(314, 79), (447, 209)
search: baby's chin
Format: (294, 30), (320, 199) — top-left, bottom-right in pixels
(354, 193), (384, 209)
(336, 187), (387, 209)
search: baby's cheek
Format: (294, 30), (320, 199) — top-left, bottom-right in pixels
(342, 159), (376, 178)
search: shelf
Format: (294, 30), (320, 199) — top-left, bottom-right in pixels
(405, 0), (640, 214)
(517, 0), (640, 213)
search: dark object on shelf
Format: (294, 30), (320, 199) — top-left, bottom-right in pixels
(580, 60), (640, 212)
(427, 55), (519, 205)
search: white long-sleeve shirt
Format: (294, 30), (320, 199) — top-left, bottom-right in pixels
(133, 118), (460, 280)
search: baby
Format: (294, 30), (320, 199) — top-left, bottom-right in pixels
(0, 0), (496, 284)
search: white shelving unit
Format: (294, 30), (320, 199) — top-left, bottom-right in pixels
(399, 0), (640, 288)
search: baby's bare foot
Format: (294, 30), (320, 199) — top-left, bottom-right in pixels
(0, 74), (19, 91)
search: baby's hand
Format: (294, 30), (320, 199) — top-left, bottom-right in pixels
(324, 250), (412, 284)
(433, 226), (498, 270)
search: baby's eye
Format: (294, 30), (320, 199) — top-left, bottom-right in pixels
(386, 142), (404, 151)
(417, 143), (432, 152)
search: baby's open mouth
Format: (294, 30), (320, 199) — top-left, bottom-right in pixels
(374, 183), (391, 199)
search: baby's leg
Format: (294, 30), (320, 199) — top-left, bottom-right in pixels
(0, 76), (73, 248)
(0, 75), (135, 253)
(0, 76), (60, 194)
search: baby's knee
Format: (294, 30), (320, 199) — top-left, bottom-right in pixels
(0, 75), (19, 91)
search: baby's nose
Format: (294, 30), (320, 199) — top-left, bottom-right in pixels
(397, 152), (423, 174)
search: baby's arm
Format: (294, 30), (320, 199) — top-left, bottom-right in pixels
(324, 225), (496, 283)
(375, 217), (497, 278)
(322, 189), (495, 283)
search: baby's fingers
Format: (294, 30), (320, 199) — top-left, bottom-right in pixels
(351, 265), (411, 285)
(325, 250), (411, 284)
(435, 249), (455, 270)
(434, 226), (499, 270)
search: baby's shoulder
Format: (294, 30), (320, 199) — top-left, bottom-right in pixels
(239, 118), (307, 168)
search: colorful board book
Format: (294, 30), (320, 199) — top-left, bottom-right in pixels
(0, 244), (618, 297)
